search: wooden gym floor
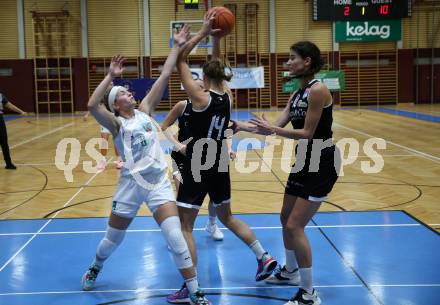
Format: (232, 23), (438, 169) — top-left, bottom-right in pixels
(0, 104), (439, 232)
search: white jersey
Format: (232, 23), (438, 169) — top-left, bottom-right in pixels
(113, 110), (167, 178)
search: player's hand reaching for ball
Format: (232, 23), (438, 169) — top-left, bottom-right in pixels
(200, 11), (222, 37)
(108, 55), (126, 78)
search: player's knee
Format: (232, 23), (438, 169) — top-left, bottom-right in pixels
(160, 216), (187, 255)
(285, 219), (304, 233)
(167, 227), (188, 255)
(160, 216), (193, 269)
(96, 226), (126, 259)
(180, 221), (194, 233)
(280, 213), (288, 227)
(218, 213), (233, 228)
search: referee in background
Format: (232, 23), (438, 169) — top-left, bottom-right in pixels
(0, 92), (27, 170)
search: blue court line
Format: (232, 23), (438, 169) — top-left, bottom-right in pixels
(3, 113), (85, 122)
(368, 107), (440, 123)
(153, 110), (260, 123)
(2, 115), (23, 121)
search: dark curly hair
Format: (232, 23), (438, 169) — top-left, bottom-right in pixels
(290, 41), (324, 75)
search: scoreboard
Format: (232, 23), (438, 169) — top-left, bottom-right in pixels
(313, 0), (412, 21)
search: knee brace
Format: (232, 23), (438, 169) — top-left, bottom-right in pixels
(160, 216), (193, 269)
(96, 226), (126, 260)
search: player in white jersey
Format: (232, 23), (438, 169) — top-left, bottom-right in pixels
(84, 92), (123, 171)
(82, 26), (211, 305)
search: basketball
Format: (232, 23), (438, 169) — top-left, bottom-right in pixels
(2, 2), (439, 305)
(207, 6), (235, 37)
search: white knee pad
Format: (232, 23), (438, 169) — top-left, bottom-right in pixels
(160, 216), (193, 269)
(96, 226), (126, 260)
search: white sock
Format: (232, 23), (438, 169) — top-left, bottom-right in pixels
(208, 201), (217, 225)
(208, 216), (216, 226)
(185, 276), (199, 294)
(249, 240), (266, 259)
(285, 249), (299, 272)
(299, 267), (313, 294)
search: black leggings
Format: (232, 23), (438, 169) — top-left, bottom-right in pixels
(0, 114), (12, 165)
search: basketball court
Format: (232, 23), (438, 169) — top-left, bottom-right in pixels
(1, 0), (439, 304)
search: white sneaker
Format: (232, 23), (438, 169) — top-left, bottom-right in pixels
(266, 265), (300, 285)
(205, 222), (224, 241)
(284, 288), (321, 305)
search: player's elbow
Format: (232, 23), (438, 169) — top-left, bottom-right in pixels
(87, 100), (98, 111)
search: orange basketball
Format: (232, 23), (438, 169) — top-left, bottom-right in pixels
(207, 6), (235, 37)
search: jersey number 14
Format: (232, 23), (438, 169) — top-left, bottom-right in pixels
(207, 115), (225, 140)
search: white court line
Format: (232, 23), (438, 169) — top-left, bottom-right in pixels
(7, 122), (75, 150)
(8, 154), (416, 166)
(3, 284), (440, 296)
(12, 162), (58, 166)
(244, 154), (415, 160)
(369, 284), (440, 287)
(0, 159), (111, 272)
(334, 122), (440, 164)
(0, 223), (424, 237)
(11, 160), (120, 166)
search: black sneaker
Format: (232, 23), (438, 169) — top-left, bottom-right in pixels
(266, 265), (300, 285)
(5, 164), (16, 170)
(284, 288), (321, 305)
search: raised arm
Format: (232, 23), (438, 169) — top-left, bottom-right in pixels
(176, 59), (207, 106)
(177, 12), (221, 105)
(212, 36), (221, 60)
(87, 55), (124, 137)
(213, 35), (234, 98)
(138, 25), (190, 116)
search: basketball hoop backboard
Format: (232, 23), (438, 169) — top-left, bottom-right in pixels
(170, 20), (212, 49)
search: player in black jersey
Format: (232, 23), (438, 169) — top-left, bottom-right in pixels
(166, 13), (277, 304)
(235, 41), (340, 305)
(162, 78), (228, 242)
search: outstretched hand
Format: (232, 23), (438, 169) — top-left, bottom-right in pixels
(173, 24), (191, 47)
(200, 11), (222, 37)
(249, 114), (276, 135)
(108, 55), (126, 78)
